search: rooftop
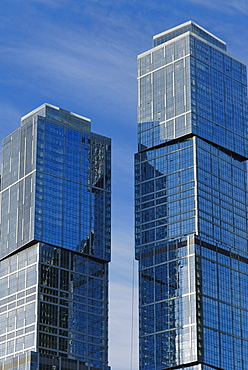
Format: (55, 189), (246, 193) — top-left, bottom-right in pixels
(153, 20), (226, 51)
(21, 103), (91, 131)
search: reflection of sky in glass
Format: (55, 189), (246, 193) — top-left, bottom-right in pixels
(136, 22), (248, 370)
(0, 105), (111, 262)
(0, 105), (111, 369)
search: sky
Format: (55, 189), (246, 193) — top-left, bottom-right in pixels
(0, 1), (248, 369)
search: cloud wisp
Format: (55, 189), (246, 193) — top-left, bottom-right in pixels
(186, 0), (248, 15)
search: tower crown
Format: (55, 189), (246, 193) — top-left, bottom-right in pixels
(153, 20), (226, 50)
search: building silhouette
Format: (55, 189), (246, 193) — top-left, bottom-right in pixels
(135, 21), (248, 369)
(0, 104), (111, 369)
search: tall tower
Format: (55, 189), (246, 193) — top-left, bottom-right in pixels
(0, 104), (111, 370)
(135, 21), (248, 369)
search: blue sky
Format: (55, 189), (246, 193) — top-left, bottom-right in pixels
(1, 1), (248, 369)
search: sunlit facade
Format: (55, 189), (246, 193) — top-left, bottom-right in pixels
(0, 104), (111, 370)
(135, 21), (248, 369)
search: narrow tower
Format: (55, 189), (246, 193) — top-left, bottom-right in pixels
(0, 104), (111, 370)
(135, 21), (248, 369)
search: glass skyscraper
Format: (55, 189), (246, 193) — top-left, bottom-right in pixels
(135, 21), (248, 369)
(0, 104), (111, 370)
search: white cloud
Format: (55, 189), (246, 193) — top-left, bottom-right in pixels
(186, 0), (248, 14)
(2, 2), (248, 369)
(109, 275), (139, 370)
(0, 103), (22, 140)
(0, 16), (137, 115)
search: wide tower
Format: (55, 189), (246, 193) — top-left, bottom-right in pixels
(0, 104), (111, 370)
(135, 21), (248, 369)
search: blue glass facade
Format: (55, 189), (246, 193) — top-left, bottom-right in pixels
(0, 104), (111, 370)
(135, 21), (248, 369)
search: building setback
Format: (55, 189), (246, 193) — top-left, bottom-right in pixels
(135, 21), (248, 369)
(0, 104), (111, 370)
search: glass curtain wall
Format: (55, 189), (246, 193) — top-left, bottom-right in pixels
(0, 104), (111, 370)
(135, 21), (248, 370)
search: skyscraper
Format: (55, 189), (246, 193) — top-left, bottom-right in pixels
(135, 21), (248, 369)
(0, 104), (111, 370)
